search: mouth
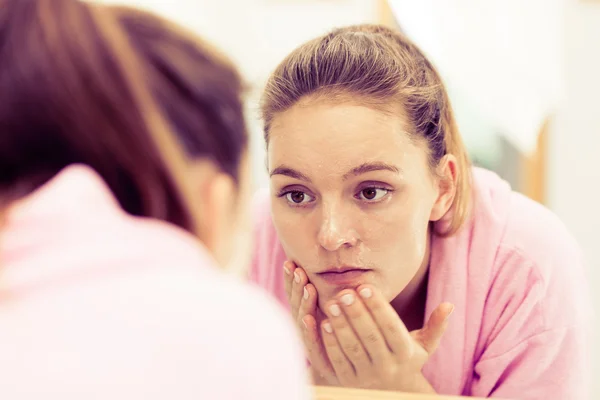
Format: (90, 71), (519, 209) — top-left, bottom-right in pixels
(317, 267), (372, 286)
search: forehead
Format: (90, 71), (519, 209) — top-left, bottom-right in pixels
(268, 102), (424, 174)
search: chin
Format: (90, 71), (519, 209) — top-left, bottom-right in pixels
(316, 299), (326, 313)
(315, 288), (335, 306)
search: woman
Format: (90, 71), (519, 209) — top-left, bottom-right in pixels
(250, 24), (591, 398)
(0, 1), (309, 398)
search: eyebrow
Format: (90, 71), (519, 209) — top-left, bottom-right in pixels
(343, 162), (401, 180)
(269, 166), (312, 182)
(269, 162), (401, 182)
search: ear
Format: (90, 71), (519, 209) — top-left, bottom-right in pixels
(429, 155), (458, 222)
(190, 161), (236, 266)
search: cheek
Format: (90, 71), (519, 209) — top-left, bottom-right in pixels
(361, 212), (429, 302)
(406, 203), (431, 258)
(369, 218), (422, 262)
(271, 202), (321, 271)
(223, 196), (253, 274)
(363, 200), (431, 270)
(225, 228), (252, 275)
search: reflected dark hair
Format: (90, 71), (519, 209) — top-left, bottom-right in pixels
(0, 0), (247, 233)
(113, 6), (247, 182)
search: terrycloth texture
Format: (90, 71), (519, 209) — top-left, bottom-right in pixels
(250, 167), (592, 398)
(0, 165), (310, 400)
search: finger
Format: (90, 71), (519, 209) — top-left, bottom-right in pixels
(321, 319), (356, 385)
(413, 302), (454, 355)
(357, 285), (413, 359)
(283, 260), (295, 304)
(338, 290), (390, 366)
(289, 263), (308, 316)
(302, 314), (336, 383)
(299, 283), (318, 321)
(323, 300), (371, 376)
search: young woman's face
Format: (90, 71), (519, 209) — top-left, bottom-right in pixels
(268, 101), (448, 309)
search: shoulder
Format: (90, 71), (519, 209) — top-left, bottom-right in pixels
(0, 246), (309, 398)
(158, 268), (304, 357)
(502, 189), (582, 268)
(112, 267), (310, 398)
(472, 167), (584, 286)
(470, 167), (583, 273)
(469, 168), (590, 329)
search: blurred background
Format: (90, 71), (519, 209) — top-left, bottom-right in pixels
(99, 0), (599, 396)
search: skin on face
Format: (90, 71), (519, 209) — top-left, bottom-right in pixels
(191, 151), (253, 272)
(268, 100), (452, 311)
(223, 152), (253, 273)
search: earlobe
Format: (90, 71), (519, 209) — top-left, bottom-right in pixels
(429, 155), (458, 222)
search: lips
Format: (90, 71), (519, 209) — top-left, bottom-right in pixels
(317, 267), (371, 286)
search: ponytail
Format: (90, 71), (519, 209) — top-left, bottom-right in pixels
(440, 97), (472, 236)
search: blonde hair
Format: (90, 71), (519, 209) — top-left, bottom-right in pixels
(261, 24), (471, 235)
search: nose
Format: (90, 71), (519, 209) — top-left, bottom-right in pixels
(317, 202), (359, 252)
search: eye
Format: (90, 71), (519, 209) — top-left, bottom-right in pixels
(284, 191), (315, 205)
(357, 187), (389, 201)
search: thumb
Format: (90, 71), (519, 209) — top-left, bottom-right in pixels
(414, 302), (454, 355)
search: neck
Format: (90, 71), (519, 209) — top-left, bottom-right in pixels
(390, 228), (431, 329)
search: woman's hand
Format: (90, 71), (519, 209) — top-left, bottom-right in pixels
(320, 285), (454, 392)
(282, 261), (338, 385)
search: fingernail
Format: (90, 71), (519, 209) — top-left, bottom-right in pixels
(302, 318), (308, 329)
(447, 304), (455, 317)
(359, 288), (372, 299)
(294, 271), (300, 284)
(329, 304), (341, 317)
(303, 287), (309, 300)
(340, 293), (354, 306)
(323, 322), (333, 334)
(283, 264), (290, 275)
